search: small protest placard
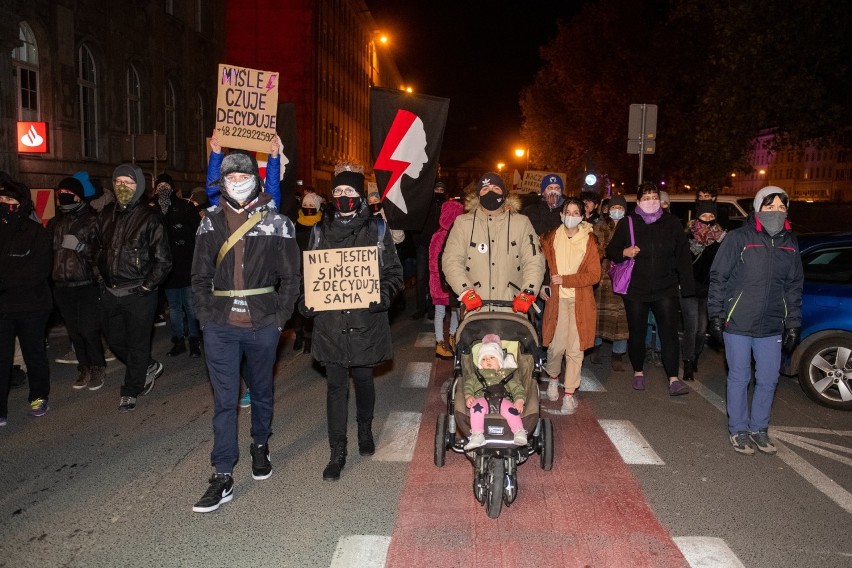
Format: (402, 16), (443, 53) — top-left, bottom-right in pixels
(521, 170), (567, 194)
(215, 64), (279, 153)
(303, 246), (380, 311)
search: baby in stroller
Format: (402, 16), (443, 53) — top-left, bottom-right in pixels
(464, 334), (528, 450)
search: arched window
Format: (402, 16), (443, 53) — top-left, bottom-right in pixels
(165, 79), (177, 161)
(78, 44), (98, 158)
(12, 22), (39, 121)
(127, 64), (143, 134)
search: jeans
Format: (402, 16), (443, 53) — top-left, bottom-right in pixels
(326, 364), (374, 443)
(54, 285), (106, 367)
(724, 332), (782, 435)
(594, 336), (627, 354)
(164, 287), (200, 338)
(433, 304), (458, 342)
(679, 296), (708, 361)
(203, 322), (280, 473)
(100, 290), (157, 397)
(0, 310), (51, 417)
(623, 295), (681, 377)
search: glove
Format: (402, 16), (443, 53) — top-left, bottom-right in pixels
(129, 285), (151, 297)
(512, 290), (535, 314)
(459, 289), (482, 312)
(708, 316), (725, 345)
(298, 298), (315, 318)
(782, 326), (801, 353)
(61, 234), (85, 252)
(368, 297), (390, 313)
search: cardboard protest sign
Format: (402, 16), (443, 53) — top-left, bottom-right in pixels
(215, 64), (279, 153)
(520, 170), (567, 194)
(303, 247), (380, 311)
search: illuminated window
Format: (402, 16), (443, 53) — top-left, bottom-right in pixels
(12, 22), (39, 121)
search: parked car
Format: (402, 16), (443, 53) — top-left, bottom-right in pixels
(783, 232), (852, 411)
(624, 193), (748, 231)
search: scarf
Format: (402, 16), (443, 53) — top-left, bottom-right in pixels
(634, 205), (663, 224)
(689, 220), (725, 256)
(157, 187), (174, 214)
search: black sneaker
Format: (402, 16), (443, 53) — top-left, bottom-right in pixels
(729, 431), (755, 455)
(250, 443), (272, 480)
(192, 473), (234, 513)
(748, 429), (777, 455)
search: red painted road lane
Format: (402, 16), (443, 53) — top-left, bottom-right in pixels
(385, 359), (688, 568)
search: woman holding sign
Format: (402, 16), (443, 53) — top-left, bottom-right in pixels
(299, 163), (403, 481)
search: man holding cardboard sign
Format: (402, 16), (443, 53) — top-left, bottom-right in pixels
(299, 164), (403, 481)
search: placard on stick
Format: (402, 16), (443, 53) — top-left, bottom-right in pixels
(303, 247), (380, 311)
(215, 64), (279, 153)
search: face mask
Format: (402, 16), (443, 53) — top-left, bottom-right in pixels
(301, 207), (318, 216)
(757, 211), (786, 236)
(370, 203), (383, 214)
(562, 215), (582, 229)
(0, 201), (22, 222)
(544, 191), (564, 210)
(224, 177), (257, 204)
(334, 195), (362, 214)
(434, 192), (446, 203)
(480, 191), (504, 211)
(609, 209), (625, 221)
(637, 199), (661, 214)
(114, 182), (136, 206)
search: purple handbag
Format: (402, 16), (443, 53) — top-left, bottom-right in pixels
(608, 216), (635, 295)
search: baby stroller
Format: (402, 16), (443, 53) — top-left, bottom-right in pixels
(433, 300), (554, 518)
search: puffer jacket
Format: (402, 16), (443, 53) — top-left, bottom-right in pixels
(442, 193), (545, 308)
(463, 365), (527, 403)
(191, 195), (300, 330)
(708, 213), (803, 337)
(428, 200), (464, 305)
(48, 204), (99, 285)
(308, 205), (403, 367)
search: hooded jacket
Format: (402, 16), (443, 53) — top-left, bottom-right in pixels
(308, 205), (403, 367)
(708, 213), (803, 337)
(442, 193), (545, 309)
(96, 167), (172, 291)
(428, 200), (464, 306)
(540, 223), (601, 349)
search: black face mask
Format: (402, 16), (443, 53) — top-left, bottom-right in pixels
(301, 207), (318, 216)
(0, 201), (22, 223)
(370, 203), (383, 214)
(334, 196), (362, 214)
(480, 191), (504, 211)
(434, 192), (446, 203)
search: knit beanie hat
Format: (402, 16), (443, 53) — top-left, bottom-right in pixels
(659, 190), (670, 205)
(478, 172), (505, 194)
(301, 192), (322, 209)
(72, 171), (97, 198)
(155, 172), (174, 189)
(56, 177), (86, 199)
(609, 195), (627, 209)
(695, 200), (717, 218)
(332, 170), (366, 197)
(220, 151), (259, 177)
(478, 334), (505, 368)
(540, 174), (564, 194)
(753, 185), (788, 213)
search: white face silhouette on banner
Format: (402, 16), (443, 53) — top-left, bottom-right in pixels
(375, 110), (428, 214)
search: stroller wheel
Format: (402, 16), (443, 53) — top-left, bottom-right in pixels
(503, 471), (518, 505)
(434, 414), (448, 467)
(485, 457), (505, 519)
(539, 418), (554, 471)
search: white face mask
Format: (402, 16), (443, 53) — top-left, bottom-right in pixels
(609, 209), (625, 221)
(562, 215), (582, 229)
(224, 176), (257, 204)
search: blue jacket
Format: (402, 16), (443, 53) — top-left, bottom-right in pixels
(206, 151), (280, 209)
(708, 214), (803, 337)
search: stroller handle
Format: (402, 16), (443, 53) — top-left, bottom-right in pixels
(460, 299), (542, 317)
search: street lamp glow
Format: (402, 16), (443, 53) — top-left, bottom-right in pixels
(379, 34), (389, 45)
(514, 148), (526, 158)
(497, 162), (506, 171)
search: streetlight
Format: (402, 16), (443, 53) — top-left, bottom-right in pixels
(514, 147), (529, 171)
(497, 162), (506, 172)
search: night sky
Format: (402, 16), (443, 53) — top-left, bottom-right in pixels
(366, 0), (589, 163)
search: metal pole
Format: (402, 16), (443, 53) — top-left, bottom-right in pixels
(637, 104), (647, 187)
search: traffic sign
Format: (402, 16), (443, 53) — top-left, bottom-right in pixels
(628, 104), (657, 140)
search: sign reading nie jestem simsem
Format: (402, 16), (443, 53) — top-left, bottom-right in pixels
(303, 247), (381, 311)
(215, 64), (279, 153)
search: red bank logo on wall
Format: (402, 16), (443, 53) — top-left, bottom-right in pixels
(17, 121), (48, 153)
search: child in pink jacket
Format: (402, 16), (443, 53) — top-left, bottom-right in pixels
(429, 199), (464, 359)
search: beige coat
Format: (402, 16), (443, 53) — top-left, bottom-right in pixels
(442, 193), (545, 308)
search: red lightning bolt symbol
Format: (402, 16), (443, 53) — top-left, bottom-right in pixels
(374, 110), (417, 200)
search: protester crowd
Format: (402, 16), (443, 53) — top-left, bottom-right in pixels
(0, 153), (802, 512)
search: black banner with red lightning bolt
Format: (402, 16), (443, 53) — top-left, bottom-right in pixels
(370, 87), (450, 231)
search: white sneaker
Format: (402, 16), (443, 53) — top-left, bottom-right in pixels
(561, 393), (578, 414)
(464, 432), (486, 451)
(546, 379), (559, 401)
(513, 428), (528, 446)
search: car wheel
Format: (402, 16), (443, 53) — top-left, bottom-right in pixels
(797, 336), (852, 411)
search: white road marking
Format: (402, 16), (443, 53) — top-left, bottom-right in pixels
(773, 430), (852, 466)
(400, 362), (432, 388)
(414, 332), (434, 348)
(772, 434), (852, 515)
(598, 419), (665, 465)
(329, 535), (391, 568)
(673, 536), (746, 568)
(579, 368), (606, 392)
(373, 411), (422, 462)
(684, 379), (727, 414)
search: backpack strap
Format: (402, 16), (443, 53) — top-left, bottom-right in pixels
(216, 211), (267, 267)
(308, 223), (322, 251)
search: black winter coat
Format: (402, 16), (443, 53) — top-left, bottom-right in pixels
(606, 211), (695, 300)
(708, 214), (802, 337)
(0, 215), (52, 315)
(161, 198), (201, 289)
(97, 201), (172, 290)
(48, 205), (99, 284)
(308, 206), (403, 367)
(523, 198), (563, 236)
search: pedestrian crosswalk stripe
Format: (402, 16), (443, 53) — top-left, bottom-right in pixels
(599, 419), (665, 465)
(579, 368), (606, 392)
(373, 411), (422, 462)
(414, 332), (434, 348)
(401, 362), (432, 388)
(673, 536), (746, 568)
(329, 535), (391, 568)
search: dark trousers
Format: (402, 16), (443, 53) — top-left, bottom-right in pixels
(679, 296), (708, 361)
(622, 295), (681, 377)
(0, 310), (51, 417)
(326, 363), (374, 443)
(54, 285), (105, 367)
(415, 242), (430, 312)
(204, 322), (279, 473)
(101, 291), (157, 397)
